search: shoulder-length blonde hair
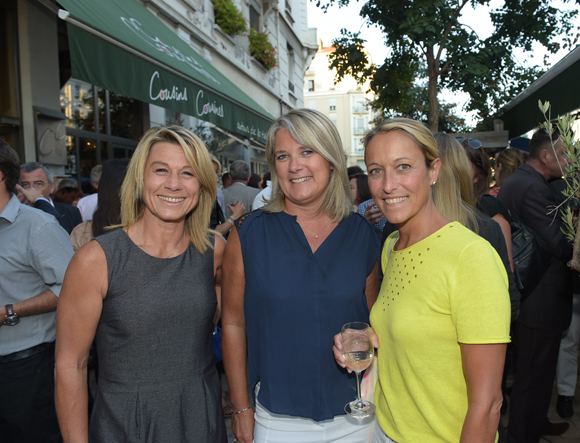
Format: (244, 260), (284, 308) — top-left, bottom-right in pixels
(263, 108), (352, 221)
(117, 125), (217, 253)
(432, 133), (480, 234)
(363, 118), (439, 169)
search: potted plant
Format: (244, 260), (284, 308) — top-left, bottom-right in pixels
(248, 28), (277, 71)
(212, 0), (247, 37)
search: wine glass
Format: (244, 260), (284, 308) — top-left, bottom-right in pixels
(342, 322), (375, 417)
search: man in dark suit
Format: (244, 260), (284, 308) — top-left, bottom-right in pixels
(16, 162), (82, 234)
(499, 128), (573, 443)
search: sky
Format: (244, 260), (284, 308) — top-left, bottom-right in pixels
(307, 0), (580, 125)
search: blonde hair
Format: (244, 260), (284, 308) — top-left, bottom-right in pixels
(263, 108), (352, 221)
(363, 118), (439, 168)
(117, 125), (217, 253)
(432, 133), (480, 234)
(496, 148), (525, 187)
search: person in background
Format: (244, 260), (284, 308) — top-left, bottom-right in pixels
(17, 162), (82, 234)
(77, 164), (102, 222)
(491, 148), (526, 196)
(55, 125), (227, 442)
(549, 178), (580, 420)
(223, 109), (379, 443)
(253, 172), (272, 210)
(69, 159), (129, 252)
(57, 178), (79, 189)
(499, 127), (573, 442)
(462, 140), (514, 271)
(210, 155), (244, 238)
(0, 139), (74, 443)
(53, 186), (84, 207)
(223, 160), (260, 217)
(347, 166), (364, 177)
(335, 118), (510, 443)
(349, 172), (372, 212)
(222, 172), (233, 189)
(248, 173), (262, 189)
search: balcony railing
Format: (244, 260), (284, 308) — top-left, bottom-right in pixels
(353, 126), (367, 135)
(352, 105), (367, 113)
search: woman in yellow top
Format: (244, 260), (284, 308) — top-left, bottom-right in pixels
(334, 118), (510, 443)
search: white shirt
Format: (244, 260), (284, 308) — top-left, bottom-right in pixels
(252, 181), (272, 210)
(77, 193), (98, 221)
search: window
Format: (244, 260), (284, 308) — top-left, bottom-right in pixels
(250, 5), (260, 30)
(331, 119), (337, 127)
(308, 80), (314, 92)
(329, 98), (336, 112)
(308, 100), (316, 109)
(287, 44), (295, 86)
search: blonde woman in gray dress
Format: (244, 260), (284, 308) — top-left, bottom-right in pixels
(55, 126), (227, 442)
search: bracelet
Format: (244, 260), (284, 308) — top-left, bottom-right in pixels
(231, 405), (252, 415)
(228, 217), (235, 226)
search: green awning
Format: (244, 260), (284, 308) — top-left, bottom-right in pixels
(499, 45), (580, 139)
(57, 0), (273, 141)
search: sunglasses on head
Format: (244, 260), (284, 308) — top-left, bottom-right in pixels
(456, 137), (482, 149)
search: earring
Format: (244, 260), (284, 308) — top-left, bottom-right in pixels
(432, 181), (436, 185)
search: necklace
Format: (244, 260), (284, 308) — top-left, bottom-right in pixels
(135, 224), (186, 259)
(299, 219), (332, 239)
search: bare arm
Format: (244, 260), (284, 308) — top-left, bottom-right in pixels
(459, 343), (506, 443)
(365, 262), (379, 310)
(0, 289), (58, 323)
(55, 241), (108, 443)
(213, 202), (244, 236)
(221, 227), (254, 443)
(213, 235), (226, 324)
(492, 213), (513, 271)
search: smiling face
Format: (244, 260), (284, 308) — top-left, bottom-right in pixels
(141, 142), (201, 224)
(274, 128), (332, 211)
(365, 131), (440, 227)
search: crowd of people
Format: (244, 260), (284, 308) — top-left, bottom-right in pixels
(0, 108), (575, 443)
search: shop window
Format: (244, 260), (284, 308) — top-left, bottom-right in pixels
(0, 1), (18, 119)
(60, 79), (143, 140)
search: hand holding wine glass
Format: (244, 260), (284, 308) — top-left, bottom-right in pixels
(341, 322), (375, 417)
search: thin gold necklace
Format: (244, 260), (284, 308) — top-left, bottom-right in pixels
(135, 224), (186, 259)
(299, 219), (332, 239)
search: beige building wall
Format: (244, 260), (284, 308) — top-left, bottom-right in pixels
(303, 41), (376, 169)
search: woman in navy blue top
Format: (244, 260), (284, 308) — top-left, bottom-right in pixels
(222, 109), (379, 443)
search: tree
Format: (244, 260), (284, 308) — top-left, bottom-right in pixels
(320, 0), (580, 131)
(377, 69), (471, 132)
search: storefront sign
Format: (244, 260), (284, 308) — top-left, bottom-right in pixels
(149, 71), (188, 101)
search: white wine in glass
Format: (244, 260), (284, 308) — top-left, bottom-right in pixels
(342, 322), (375, 417)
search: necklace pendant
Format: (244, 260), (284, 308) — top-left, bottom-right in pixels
(315, 234), (318, 238)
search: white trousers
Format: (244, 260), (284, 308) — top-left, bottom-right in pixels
(371, 419), (398, 443)
(556, 292), (580, 396)
(253, 398), (374, 443)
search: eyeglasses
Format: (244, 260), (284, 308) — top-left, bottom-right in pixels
(456, 137), (482, 149)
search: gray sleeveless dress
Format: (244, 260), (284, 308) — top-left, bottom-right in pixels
(89, 228), (226, 443)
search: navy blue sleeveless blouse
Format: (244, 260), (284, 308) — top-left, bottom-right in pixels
(237, 210), (379, 421)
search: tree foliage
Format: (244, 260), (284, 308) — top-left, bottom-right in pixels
(318, 0), (580, 131)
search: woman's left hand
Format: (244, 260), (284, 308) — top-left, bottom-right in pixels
(333, 328), (379, 373)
